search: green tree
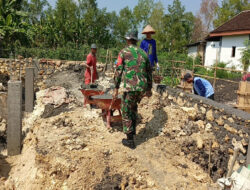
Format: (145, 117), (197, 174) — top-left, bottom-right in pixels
(113, 7), (136, 42)
(0, 0), (30, 53)
(54, 0), (77, 46)
(241, 40), (250, 71)
(214, 0), (250, 28)
(27, 0), (48, 24)
(148, 1), (166, 50)
(133, 0), (154, 26)
(164, 0), (194, 52)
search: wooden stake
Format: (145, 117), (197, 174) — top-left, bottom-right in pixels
(208, 140), (212, 176)
(213, 50), (218, 89)
(226, 148), (239, 178)
(192, 58), (195, 75)
(103, 49), (109, 73)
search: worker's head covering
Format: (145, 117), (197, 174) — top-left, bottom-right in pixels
(91, 44), (97, 49)
(142, 25), (156, 34)
(125, 30), (138, 41)
(183, 73), (192, 81)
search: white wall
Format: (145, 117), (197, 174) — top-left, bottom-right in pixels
(188, 46), (198, 58)
(204, 41), (220, 67)
(219, 35), (248, 70)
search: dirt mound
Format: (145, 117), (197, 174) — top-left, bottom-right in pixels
(0, 90), (220, 189)
(214, 79), (239, 104)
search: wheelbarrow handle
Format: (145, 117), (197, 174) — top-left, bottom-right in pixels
(109, 97), (116, 110)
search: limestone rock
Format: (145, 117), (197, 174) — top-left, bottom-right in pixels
(195, 120), (205, 129)
(215, 117), (224, 126)
(196, 136), (203, 149)
(241, 138), (248, 146)
(168, 95), (174, 100)
(224, 124), (237, 134)
(0, 83), (6, 91)
(181, 107), (197, 120)
(228, 155), (240, 171)
(176, 97), (184, 106)
(228, 117), (234, 123)
(200, 107), (206, 114)
(205, 123), (212, 132)
(0, 122), (6, 132)
(224, 135), (230, 142)
(206, 110), (214, 121)
(194, 104), (198, 111)
(212, 141), (220, 149)
(162, 92), (168, 99)
(55, 60), (62, 67)
(232, 138), (246, 154)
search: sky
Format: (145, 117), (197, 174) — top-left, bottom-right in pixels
(47, 0), (207, 14)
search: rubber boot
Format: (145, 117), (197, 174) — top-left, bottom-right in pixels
(122, 134), (136, 149)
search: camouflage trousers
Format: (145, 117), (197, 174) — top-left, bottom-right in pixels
(121, 91), (144, 135)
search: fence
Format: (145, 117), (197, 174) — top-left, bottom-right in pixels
(159, 59), (247, 90)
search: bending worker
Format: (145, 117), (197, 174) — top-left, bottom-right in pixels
(242, 73), (250, 81)
(84, 44), (98, 85)
(140, 25), (159, 70)
(113, 30), (152, 149)
(184, 73), (214, 100)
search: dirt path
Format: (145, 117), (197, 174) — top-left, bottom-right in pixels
(0, 92), (217, 190)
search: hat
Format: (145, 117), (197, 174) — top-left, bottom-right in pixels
(183, 73), (193, 81)
(125, 30), (138, 41)
(91, 44), (97, 49)
(142, 25), (156, 34)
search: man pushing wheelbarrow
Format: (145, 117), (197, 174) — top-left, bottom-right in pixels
(112, 30), (152, 149)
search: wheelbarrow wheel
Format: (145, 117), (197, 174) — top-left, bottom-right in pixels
(102, 109), (112, 127)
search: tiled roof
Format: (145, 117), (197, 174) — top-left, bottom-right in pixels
(211, 10), (250, 34)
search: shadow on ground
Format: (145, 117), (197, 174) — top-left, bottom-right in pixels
(136, 107), (168, 146)
(0, 155), (11, 179)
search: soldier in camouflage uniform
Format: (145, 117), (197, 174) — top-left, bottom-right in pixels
(112, 30), (152, 149)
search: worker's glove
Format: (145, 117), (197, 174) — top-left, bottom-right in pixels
(156, 63), (160, 71)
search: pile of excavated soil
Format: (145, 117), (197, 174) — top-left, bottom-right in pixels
(0, 90), (219, 190)
(211, 79), (239, 104)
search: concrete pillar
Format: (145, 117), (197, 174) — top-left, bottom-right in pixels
(247, 136), (250, 168)
(25, 67), (34, 112)
(32, 58), (39, 77)
(7, 80), (22, 156)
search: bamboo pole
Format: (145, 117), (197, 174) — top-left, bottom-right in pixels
(166, 60), (186, 64)
(103, 49), (109, 73)
(208, 140), (212, 176)
(192, 58), (195, 75)
(213, 51), (218, 89)
(194, 64), (245, 73)
(194, 73), (239, 84)
(111, 51), (114, 72)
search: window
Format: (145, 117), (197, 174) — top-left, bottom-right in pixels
(231, 46), (236, 57)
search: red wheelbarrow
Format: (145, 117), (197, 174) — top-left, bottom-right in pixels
(79, 87), (104, 107)
(91, 94), (122, 128)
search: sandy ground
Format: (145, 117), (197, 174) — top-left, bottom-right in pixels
(0, 88), (219, 190)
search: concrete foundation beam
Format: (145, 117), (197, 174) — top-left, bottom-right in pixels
(25, 67), (34, 112)
(7, 80), (22, 156)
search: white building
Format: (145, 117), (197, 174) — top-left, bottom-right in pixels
(187, 41), (206, 60)
(205, 10), (250, 71)
(188, 10), (250, 71)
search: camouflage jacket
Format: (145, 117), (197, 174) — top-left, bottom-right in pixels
(114, 45), (152, 92)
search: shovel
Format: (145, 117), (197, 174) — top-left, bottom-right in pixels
(90, 67), (97, 88)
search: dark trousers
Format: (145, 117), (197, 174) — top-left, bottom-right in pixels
(121, 91), (144, 135)
(208, 94), (214, 100)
